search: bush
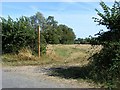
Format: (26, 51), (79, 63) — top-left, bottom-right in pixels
(91, 1), (120, 88)
(89, 41), (120, 88)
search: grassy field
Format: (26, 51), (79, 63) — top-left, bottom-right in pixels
(2, 44), (102, 66)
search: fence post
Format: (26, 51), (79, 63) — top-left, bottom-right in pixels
(38, 25), (40, 58)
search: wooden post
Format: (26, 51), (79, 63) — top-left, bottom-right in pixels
(38, 25), (40, 58)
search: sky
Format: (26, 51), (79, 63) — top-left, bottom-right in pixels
(1, 1), (114, 38)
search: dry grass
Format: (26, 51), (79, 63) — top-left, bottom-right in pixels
(45, 44), (102, 66)
(2, 44), (102, 66)
(17, 48), (43, 61)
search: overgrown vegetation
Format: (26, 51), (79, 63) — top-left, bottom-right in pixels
(89, 1), (120, 88)
(1, 12), (76, 55)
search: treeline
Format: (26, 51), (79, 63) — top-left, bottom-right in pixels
(1, 12), (76, 54)
(74, 37), (97, 44)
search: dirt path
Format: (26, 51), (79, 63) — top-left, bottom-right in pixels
(2, 66), (99, 88)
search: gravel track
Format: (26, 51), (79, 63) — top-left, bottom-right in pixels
(2, 66), (98, 88)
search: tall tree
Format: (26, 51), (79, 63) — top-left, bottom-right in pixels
(46, 16), (58, 28)
(30, 12), (46, 30)
(44, 16), (59, 44)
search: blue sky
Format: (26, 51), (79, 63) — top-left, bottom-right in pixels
(2, 2), (114, 38)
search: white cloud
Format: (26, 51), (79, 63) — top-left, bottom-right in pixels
(29, 5), (39, 12)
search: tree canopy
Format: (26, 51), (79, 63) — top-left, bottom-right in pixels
(1, 12), (76, 54)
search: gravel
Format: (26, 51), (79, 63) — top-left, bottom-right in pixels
(2, 66), (99, 88)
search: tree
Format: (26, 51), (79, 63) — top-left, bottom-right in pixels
(30, 12), (46, 30)
(43, 16), (59, 44)
(58, 24), (76, 44)
(91, 1), (120, 88)
(43, 16), (76, 44)
(46, 16), (58, 28)
(30, 12), (47, 55)
(93, 1), (120, 42)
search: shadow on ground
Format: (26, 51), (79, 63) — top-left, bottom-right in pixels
(47, 65), (92, 80)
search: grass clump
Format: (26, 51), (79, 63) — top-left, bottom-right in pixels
(17, 47), (34, 60)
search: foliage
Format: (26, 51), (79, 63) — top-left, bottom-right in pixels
(1, 15), (46, 55)
(91, 1), (120, 88)
(30, 12), (76, 44)
(75, 37), (93, 44)
(58, 25), (76, 44)
(74, 37), (99, 45)
(1, 16), (36, 53)
(92, 1), (120, 42)
(89, 42), (120, 86)
(1, 12), (76, 55)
